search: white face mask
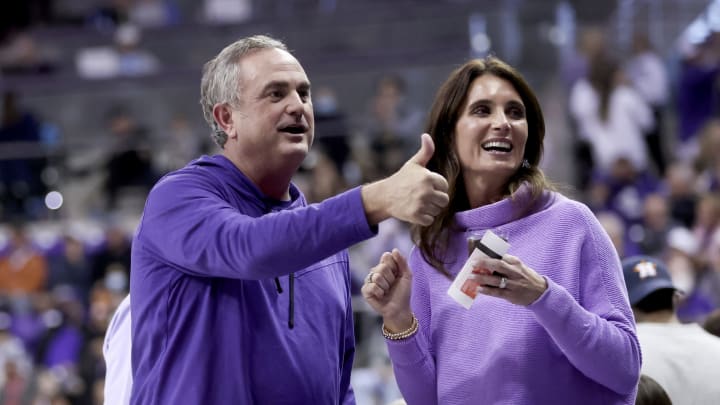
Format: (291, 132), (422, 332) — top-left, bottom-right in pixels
(105, 269), (128, 293)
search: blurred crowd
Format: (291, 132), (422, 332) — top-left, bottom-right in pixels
(2, 1), (720, 404)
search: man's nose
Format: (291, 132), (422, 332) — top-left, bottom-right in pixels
(285, 92), (307, 116)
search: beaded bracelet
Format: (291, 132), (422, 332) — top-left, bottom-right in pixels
(382, 314), (419, 340)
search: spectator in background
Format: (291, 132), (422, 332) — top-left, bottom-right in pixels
(587, 157), (660, 239)
(0, 32), (59, 75)
(153, 114), (201, 174)
(664, 162), (698, 229)
(704, 308), (720, 338)
(694, 118), (720, 193)
(596, 210), (629, 258)
(664, 226), (699, 297)
(561, 26), (607, 90)
(0, 91), (47, 220)
(0, 319), (33, 393)
(637, 193), (675, 257)
(128, 0), (180, 28)
(90, 225), (130, 289)
(635, 374), (672, 405)
(102, 106), (156, 210)
(301, 148), (347, 204)
(361, 74), (424, 178)
(0, 223), (47, 295)
(690, 192), (720, 312)
(47, 236), (92, 297)
(562, 26), (608, 191)
(203, 0), (253, 24)
(625, 32), (669, 176)
(622, 255), (720, 404)
(113, 24), (159, 77)
(313, 86), (352, 177)
(102, 295), (131, 405)
(88, 0), (132, 31)
(569, 55), (654, 176)
(676, 32), (720, 162)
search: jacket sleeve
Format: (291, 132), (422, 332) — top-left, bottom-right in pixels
(528, 208), (642, 395)
(385, 248), (438, 405)
(135, 173), (376, 279)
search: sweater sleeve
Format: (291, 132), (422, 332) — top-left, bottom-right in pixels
(135, 174), (376, 279)
(386, 248), (438, 405)
(528, 208), (641, 395)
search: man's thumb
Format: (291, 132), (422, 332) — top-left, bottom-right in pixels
(408, 133), (435, 167)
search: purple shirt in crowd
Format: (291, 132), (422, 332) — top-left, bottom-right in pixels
(129, 155), (375, 404)
(387, 189), (641, 404)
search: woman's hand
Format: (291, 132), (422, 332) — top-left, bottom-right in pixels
(469, 254), (548, 306)
(361, 249), (414, 332)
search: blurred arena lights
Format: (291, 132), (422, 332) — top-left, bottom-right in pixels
(44, 190), (64, 210)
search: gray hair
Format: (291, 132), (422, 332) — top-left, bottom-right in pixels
(200, 35), (288, 148)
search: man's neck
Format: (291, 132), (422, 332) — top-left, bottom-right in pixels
(222, 150), (294, 200)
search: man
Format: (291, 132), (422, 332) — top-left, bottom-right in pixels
(127, 35), (449, 404)
(622, 255), (720, 404)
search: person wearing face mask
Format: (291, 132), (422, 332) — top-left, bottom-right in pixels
(361, 56), (641, 405)
(118, 35), (450, 405)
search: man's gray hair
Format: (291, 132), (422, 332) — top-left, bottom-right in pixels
(200, 35), (288, 148)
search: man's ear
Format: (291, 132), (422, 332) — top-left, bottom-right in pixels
(212, 103), (235, 139)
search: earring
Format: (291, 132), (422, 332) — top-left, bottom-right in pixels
(522, 159), (530, 169)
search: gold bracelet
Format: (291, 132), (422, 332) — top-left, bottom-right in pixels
(382, 314), (419, 340)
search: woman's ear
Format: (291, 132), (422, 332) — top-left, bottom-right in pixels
(212, 103), (235, 139)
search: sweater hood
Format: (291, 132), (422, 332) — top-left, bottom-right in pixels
(187, 154), (304, 212)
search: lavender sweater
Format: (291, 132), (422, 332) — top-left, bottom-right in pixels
(387, 190), (641, 404)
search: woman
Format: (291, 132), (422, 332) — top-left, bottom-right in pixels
(361, 57), (641, 404)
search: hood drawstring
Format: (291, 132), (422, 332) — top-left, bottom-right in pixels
(274, 274), (295, 329)
(288, 273), (295, 329)
(266, 201), (295, 330)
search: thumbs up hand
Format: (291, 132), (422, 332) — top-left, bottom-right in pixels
(361, 133), (450, 226)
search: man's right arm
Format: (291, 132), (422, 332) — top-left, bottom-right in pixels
(136, 134), (448, 281)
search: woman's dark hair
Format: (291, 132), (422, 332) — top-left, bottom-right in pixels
(413, 56), (553, 276)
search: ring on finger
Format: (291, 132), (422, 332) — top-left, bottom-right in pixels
(499, 276), (508, 289)
(365, 272), (374, 284)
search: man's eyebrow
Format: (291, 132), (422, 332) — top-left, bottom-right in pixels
(261, 81), (290, 93)
(260, 80), (312, 93)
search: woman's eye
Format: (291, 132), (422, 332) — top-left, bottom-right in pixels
(473, 106), (490, 115)
(508, 107), (525, 119)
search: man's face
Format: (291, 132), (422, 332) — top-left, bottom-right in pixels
(224, 48), (314, 175)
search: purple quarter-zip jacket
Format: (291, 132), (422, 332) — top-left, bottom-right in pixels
(129, 155), (375, 404)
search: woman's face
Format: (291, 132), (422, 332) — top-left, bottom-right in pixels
(453, 74), (528, 186)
